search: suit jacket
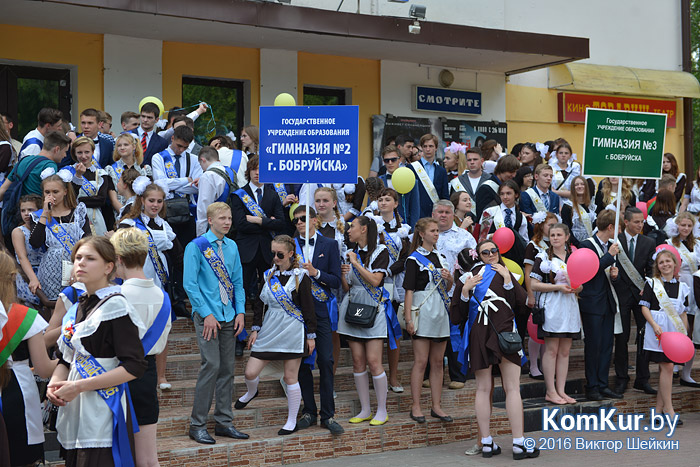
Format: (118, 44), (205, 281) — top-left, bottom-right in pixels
(409, 162), (449, 219)
(455, 171), (491, 200)
(131, 129), (169, 166)
(232, 183), (286, 264)
(578, 236), (618, 315)
(613, 232), (655, 304)
(474, 174), (501, 220)
(519, 187), (560, 215)
(379, 171), (420, 228)
(304, 234), (342, 314)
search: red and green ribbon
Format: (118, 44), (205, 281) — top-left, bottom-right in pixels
(0, 304), (38, 367)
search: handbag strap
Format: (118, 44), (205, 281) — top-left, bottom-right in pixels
(415, 280), (440, 309)
(471, 293), (508, 337)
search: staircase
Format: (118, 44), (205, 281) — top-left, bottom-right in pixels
(45, 315), (700, 466)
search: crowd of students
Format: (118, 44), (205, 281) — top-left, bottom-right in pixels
(0, 105), (698, 466)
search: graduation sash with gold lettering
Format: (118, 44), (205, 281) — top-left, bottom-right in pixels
(193, 237), (234, 302)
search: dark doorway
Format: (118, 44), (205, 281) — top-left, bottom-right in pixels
(182, 76), (245, 146)
(303, 86), (347, 106)
(0, 65), (72, 140)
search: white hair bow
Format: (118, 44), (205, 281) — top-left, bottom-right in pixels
(535, 142), (549, 159)
(532, 211), (548, 225)
(132, 176), (151, 196)
(40, 167), (73, 183)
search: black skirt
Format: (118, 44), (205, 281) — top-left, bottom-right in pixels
(647, 350), (675, 364)
(1, 370), (43, 466)
(127, 355), (159, 425)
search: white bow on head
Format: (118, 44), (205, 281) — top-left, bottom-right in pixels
(132, 176), (151, 196)
(40, 167), (73, 183)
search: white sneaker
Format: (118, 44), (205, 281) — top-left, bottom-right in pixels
(465, 443), (482, 456)
(390, 384), (404, 393)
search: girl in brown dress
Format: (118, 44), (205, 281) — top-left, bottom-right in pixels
(451, 239), (539, 460)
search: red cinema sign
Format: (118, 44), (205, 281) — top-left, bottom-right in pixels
(558, 92), (676, 128)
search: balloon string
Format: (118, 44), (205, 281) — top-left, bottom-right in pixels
(165, 101), (219, 137)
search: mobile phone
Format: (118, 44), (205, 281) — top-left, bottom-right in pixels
(48, 202), (53, 211)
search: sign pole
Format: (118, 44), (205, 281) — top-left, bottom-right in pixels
(305, 187), (311, 261)
(613, 179), (623, 244)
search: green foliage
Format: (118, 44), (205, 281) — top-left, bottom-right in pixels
(17, 78), (58, 138)
(303, 93), (341, 106)
(182, 82), (240, 146)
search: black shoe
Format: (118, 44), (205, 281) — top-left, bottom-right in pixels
(600, 388), (623, 399)
(320, 417), (345, 435)
(633, 382), (657, 395)
(410, 411), (426, 424)
(482, 442), (501, 458)
(297, 413), (317, 430)
(189, 427), (216, 444)
(513, 444), (540, 460)
(430, 409), (453, 422)
(278, 426), (298, 436)
(214, 424), (250, 439)
(529, 373), (544, 381)
(585, 390), (602, 401)
(614, 382), (627, 394)
(679, 379), (700, 388)
(234, 390), (258, 409)
(235, 340), (245, 357)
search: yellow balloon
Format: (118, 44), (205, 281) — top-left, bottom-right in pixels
(274, 93), (296, 106)
(391, 166), (416, 194)
(289, 203), (300, 221)
(502, 257), (524, 285)
(139, 96), (164, 116)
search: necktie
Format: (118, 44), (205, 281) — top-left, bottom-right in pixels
(256, 187), (263, 204)
(542, 190), (550, 210)
(299, 237), (315, 246)
(215, 240), (229, 305)
(141, 132), (148, 153)
(629, 237), (636, 263)
(174, 154), (182, 176)
(504, 208), (513, 229)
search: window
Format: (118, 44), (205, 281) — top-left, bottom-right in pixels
(182, 77), (244, 146)
(303, 86), (347, 106)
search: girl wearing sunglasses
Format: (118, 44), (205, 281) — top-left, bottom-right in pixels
(451, 240), (538, 460)
(236, 235), (316, 436)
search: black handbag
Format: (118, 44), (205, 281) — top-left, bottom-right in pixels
(165, 197), (191, 225)
(344, 302), (378, 328)
(531, 303), (545, 325)
(476, 297), (523, 355)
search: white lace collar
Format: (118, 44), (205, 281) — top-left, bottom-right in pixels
(141, 213), (164, 227)
(123, 196), (136, 207)
(271, 267), (306, 277)
(416, 246), (436, 256)
(95, 285), (121, 299)
(320, 220), (338, 230)
(661, 277), (678, 284)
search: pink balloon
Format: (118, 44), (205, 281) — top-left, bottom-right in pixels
(527, 314), (544, 344)
(636, 201), (648, 219)
(566, 247), (599, 288)
(660, 332), (695, 363)
(493, 227), (515, 254)
(655, 244), (681, 268)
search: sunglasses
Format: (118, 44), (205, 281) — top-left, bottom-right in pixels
(292, 215), (307, 225)
(480, 248), (500, 257)
(271, 251), (287, 260)
(383, 157), (399, 163)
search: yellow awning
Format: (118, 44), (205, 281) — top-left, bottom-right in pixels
(548, 63), (700, 99)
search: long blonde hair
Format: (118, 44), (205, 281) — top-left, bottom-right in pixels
(601, 178), (633, 207)
(672, 211), (696, 252)
(314, 186), (345, 234)
(113, 133), (144, 165)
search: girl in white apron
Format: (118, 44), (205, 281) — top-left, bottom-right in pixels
(530, 224), (581, 405)
(403, 218), (453, 423)
(665, 212), (700, 387)
(639, 249), (690, 424)
(69, 136), (118, 236)
(235, 235), (316, 435)
(560, 175), (596, 247)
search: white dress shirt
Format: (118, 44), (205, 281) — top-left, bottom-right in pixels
(217, 147), (249, 188)
(500, 203), (530, 242)
(151, 146), (202, 200)
(136, 127), (154, 147)
(196, 161), (228, 235)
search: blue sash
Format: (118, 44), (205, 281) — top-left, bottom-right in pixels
(213, 166), (237, 203)
(454, 265), (495, 375)
(111, 161), (125, 179)
(141, 293), (172, 355)
(383, 231), (401, 263)
(161, 154), (178, 179)
(295, 239), (339, 331)
(234, 188), (275, 238)
(273, 183), (288, 205)
(20, 137), (42, 154)
(230, 149), (243, 173)
(61, 285), (85, 306)
(409, 251), (450, 313)
(36, 210), (77, 255)
(134, 218), (169, 287)
(80, 176), (98, 197)
(192, 237), (235, 302)
(62, 302), (137, 467)
(353, 251), (402, 349)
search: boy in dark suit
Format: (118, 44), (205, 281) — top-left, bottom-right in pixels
(411, 134), (449, 219)
(519, 163), (560, 215)
(293, 206), (344, 435)
(231, 154), (286, 299)
(612, 206), (656, 394)
(378, 144), (420, 227)
(132, 102), (168, 166)
(76, 108), (114, 169)
(578, 209), (624, 401)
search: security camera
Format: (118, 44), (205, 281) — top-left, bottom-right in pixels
(409, 4), (426, 19)
(408, 20), (421, 34)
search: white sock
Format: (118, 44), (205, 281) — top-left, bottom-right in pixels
(372, 372), (388, 422)
(682, 354), (696, 383)
(239, 377), (259, 403)
(283, 382), (301, 431)
(481, 436), (495, 452)
(513, 436), (527, 453)
(529, 340), (542, 375)
(353, 371), (371, 419)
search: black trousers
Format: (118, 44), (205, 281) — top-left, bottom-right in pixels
(581, 311), (615, 391)
(242, 248), (270, 297)
(299, 306), (335, 421)
(614, 294), (651, 386)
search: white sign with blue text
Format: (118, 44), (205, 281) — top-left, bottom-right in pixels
(259, 105), (359, 184)
(414, 86), (482, 115)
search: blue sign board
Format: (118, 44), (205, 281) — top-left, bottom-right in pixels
(414, 86), (481, 115)
(259, 105), (359, 184)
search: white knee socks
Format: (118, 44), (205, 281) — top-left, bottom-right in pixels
(240, 376), (259, 403)
(372, 372), (388, 422)
(353, 371), (371, 419)
(283, 382), (301, 431)
(682, 354), (696, 383)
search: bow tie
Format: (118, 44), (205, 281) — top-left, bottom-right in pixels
(386, 174), (392, 179)
(299, 237), (315, 246)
